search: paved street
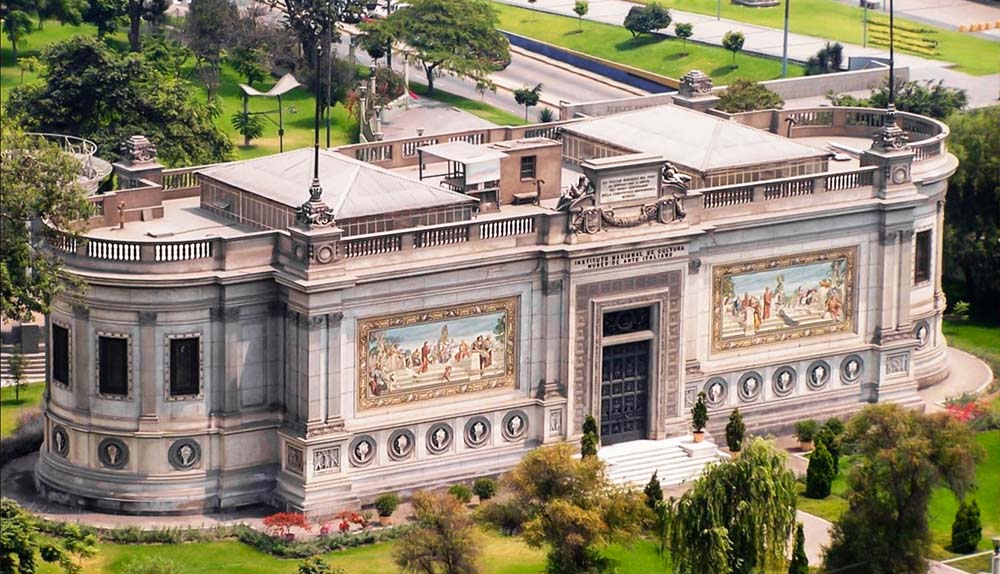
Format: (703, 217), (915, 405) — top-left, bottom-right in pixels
(495, 0), (1000, 107)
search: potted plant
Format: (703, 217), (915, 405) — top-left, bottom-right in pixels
(725, 408), (746, 457)
(374, 492), (400, 525)
(692, 392), (709, 443)
(794, 419), (819, 452)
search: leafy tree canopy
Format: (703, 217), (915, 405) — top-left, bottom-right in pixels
(623, 3), (670, 38)
(717, 79), (784, 113)
(7, 36), (234, 167)
(826, 78), (967, 120)
(395, 491), (481, 574)
(380, 0), (510, 93)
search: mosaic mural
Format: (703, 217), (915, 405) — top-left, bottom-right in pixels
(712, 248), (856, 351)
(357, 297), (517, 409)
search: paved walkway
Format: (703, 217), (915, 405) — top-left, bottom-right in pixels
(832, 0), (1000, 37)
(919, 347), (995, 412)
(497, 0), (1000, 107)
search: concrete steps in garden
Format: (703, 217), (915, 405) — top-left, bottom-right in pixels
(598, 436), (723, 489)
(0, 347), (46, 387)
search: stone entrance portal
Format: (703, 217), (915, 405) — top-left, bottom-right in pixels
(600, 340), (650, 444)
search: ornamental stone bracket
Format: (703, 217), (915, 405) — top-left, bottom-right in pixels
(283, 224), (345, 281)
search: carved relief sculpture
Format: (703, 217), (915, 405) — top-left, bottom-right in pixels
(712, 248), (857, 351)
(357, 298), (518, 410)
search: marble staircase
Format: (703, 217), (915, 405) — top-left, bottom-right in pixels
(598, 436), (723, 489)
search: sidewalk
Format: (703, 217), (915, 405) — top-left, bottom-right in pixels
(497, 0), (1000, 107)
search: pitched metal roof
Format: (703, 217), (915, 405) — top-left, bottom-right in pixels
(199, 148), (477, 220)
(562, 105), (830, 172)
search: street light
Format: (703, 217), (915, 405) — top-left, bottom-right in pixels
(781, 0), (790, 77)
(863, 0), (868, 48)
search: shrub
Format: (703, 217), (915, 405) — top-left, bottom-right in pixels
(582, 414), (598, 437)
(789, 522), (809, 574)
(717, 79), (784, 113)
(952, 300), (971, 320)
(538, 107), (554, 123)
(374, 493), (401, 518)
(448, 484), (473, 504)
(580, 432), (598, 458)
(474, 500), (526, 535)
(644, 471), (663, 510)
(822, 417), (845, 437)
(725, 408), (746, 452)
(262, 512), (311, 538)
(794, 419), (819, 444)
(0, 408), (44, 467)
(691, 392), (708, 432)
(805, 441), (835, 499)
(120, 556), (181, 574)
(623, 3), (670, 37)
(472, 478), (496, 501)
(815, 427), (840, 471)
(951, 499), (982, 553)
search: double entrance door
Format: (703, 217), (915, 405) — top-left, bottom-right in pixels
(599, 340), (650, 445)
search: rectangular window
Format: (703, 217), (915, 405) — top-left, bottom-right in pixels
(169, 337), (200, 397)
(98, 336), (128, 396)
(52, 324), (69, 386)
(914, 230), (932, 283)
(520, 155), (537, 180)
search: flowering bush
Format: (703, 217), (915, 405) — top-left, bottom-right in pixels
(263, 512), (311, 538)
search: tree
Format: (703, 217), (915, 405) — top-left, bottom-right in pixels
(805, 440), (834, 499)
(82, 0), (126, 39)
(623, 3), (670, 38)
(185, 0), (238, 100)
(7, 36), (234, 167)
(297, 557), (345, 574)
(691, 392), (708, 434)
(17, 56), (41, 84)
(231, 111), (265, 147)
(382, 0), (510, 94)
(950, 499), (982, 554)
(359, 22), (389, 64)
(674, 22), (693, 51)
(788, 523), (808, 574)
(538, 107), (555, 123)
(1, 110), (92, 323)
(717, 79), (784, 113)
(35, 0), (88, 28)
(827, 78), (967, 121)
(668, 438), (797, 574)
(644, 471), (663, 511)
(722, 30), (745, 66)
(805, 41), (844, 75)
(394, 490), (481, 574)
(39, 524), (97, 574)
(822, 405), (984, 574)
(125, 0), (168, 52)
(230, 47), (267, 86)
(143, 36), (192, 79)
(3, 10), (34, 59)
(1, 498), (39, 574)
(814, 426), (840, 470)
(573, 0), (588, 31)
(480, 443), (647, 574)
(581, 414), (599, 457)
(513, 83), (542, 122)
(943, 107), (999, 319)
(7, 349), (28, 402)
(725, 408), (745, 453)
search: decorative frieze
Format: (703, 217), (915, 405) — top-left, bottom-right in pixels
(886, 353), (910, 375)
(547, 409), (563, 437)
(313, 446), (340, 473)
(286, 444), (304, 475)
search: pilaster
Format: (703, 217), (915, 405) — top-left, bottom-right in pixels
(71, 304), (91, 415)
(137, 311), (158, 430)
(896, 229), (914, 330)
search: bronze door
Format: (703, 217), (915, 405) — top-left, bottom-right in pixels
(600, 340), (649, 445)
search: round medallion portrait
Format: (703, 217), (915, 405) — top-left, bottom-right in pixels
(98, 437), (129, 470)
(464, 416), (491, 449)
(703, 378), (728, 407)
(51, 425), (69, 458)
(426, 423), (453, 455)
(737, 371), (763, 402)
(914, 321), (930, 349)
(840, 355), (864, 384)
(772, 366), (797, 398)
(806, 360), (831, 391)
(349, 436), (377, 467)
(387, 429), (415, 461)
(168, 438), (202, 470)
(501, 411), (529, 442)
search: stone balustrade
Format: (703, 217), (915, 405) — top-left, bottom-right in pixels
(696, 166), (879, 211)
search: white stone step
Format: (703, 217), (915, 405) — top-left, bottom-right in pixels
(599, 437), (722, 489)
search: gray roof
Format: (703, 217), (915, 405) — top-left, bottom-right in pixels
(199, 148), (477, 220)
(562, 105), (830, 172)
(418, 141), (508, 164)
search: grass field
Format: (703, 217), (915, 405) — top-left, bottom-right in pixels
(39, 530), (668, 574)
(943, 318), (1000, 376)
(495, 3), (803, 83)
(631, 0), (1000, 75)
(0, 381), (45, 437)
(409, 82), (528, 126)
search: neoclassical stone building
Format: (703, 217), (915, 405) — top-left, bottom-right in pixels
(36, 92), (955, 514)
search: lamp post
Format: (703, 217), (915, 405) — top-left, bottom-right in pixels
(781, 0), (790, 77)
(863, 0), (868, 48)
(716, 0), (721, 20)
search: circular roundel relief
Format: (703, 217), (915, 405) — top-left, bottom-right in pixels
(840, 355), (864, 384)
(464, 416), (491, 449)
(349, 435), (377, 467)
(772, 366), (797, 398)
(51, 425), (69, 458)
(737, 371), (763, 402)
(168, 438), (202, 470)
(806, 360), (831, 391)
(703, 378), (728, 408)
(314, 244), (336, 264)
(387, 429), (415, 461)
(914, 320), (930, 348)
(501, 410), (529, 442)
(426, 423), (453, 455)
(98, 437), (129, 470)
(892, 166), (908, 184)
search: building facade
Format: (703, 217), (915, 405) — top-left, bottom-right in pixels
(35, 100), (956, 515)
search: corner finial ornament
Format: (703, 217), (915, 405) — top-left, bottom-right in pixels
(296, 178), (335, 227)
(871, 105), (910, 151)
(679, 70), (713, 97)
(121, 135), (157, 164)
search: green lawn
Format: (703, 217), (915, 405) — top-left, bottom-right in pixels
(57, 529), (667, 574)
(631, 0), (1000, 75)
(409, 82), (528, 126)
(795, 455), (851, 523)
(943, 319), (1000, 375)
(495, 3), (803, 84)
(0, 382), (45, 437)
